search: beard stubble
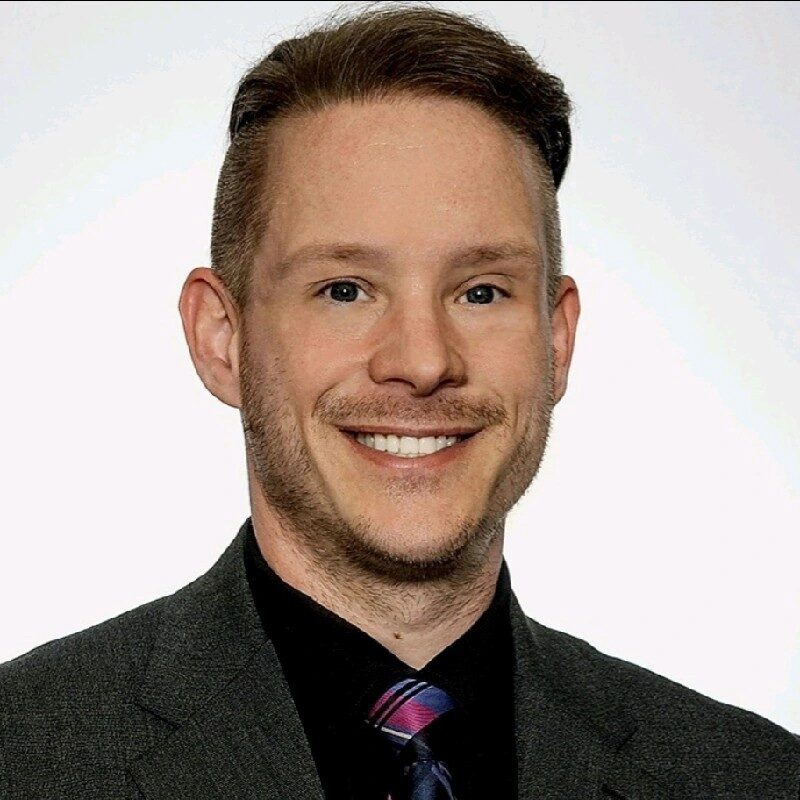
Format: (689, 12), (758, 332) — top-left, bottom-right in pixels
(239, 331), (556, 585)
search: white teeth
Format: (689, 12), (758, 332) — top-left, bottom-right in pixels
(353, 432), (463, 457)
(399, 436), (418, 455)
(418, 436), (437, 455)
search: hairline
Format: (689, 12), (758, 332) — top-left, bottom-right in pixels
(228, 92), (562, 316)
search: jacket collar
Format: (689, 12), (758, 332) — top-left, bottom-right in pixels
(127, 519), (668, 799)
(128, 520), (324, 799)
(510, 595), (670, 799)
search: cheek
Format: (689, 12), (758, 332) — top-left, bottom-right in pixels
(470, 322), (549, 431)
(276, 321), (360, 407)
(473, 314), (545, 378)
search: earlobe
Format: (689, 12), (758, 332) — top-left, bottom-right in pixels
(178, 267), (242, 409)
(551, 276), (580, 404)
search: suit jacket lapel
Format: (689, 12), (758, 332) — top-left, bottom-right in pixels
(126, 521), (324, 800)
(511, 596), (671, 800)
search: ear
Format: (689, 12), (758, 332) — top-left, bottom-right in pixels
(550, 275), (580, 404)
(178, 267), (242, 409)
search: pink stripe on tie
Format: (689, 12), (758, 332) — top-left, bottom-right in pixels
(386, 697), (439, 736)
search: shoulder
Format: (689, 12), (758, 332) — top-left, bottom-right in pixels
(0, 526), (243, 705)
(526, 615), (800, 794)
(0, 591), (168, 707)
(0, 528), (250, 797)
(0, 591), (173, 796)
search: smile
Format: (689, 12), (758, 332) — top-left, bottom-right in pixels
(338, 427), (479, 469)
(349, 432), (464, 458)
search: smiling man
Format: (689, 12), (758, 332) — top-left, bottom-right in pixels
(1, 4), (798, 800)
(228, 92), (560, 634)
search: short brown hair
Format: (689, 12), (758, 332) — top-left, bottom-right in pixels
(211, 2), (572, 314)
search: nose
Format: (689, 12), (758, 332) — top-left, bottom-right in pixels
(367, 295), (467, 397)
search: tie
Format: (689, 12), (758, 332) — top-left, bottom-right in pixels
(366, 677), (460, 800)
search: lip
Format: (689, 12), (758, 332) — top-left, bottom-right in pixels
(337, 425), (481, 438)
(339, 428), (477, 471)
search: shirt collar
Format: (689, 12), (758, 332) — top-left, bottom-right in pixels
(243, 518), (513, 719)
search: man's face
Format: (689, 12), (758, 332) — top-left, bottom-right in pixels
(240, 95), (561, 580)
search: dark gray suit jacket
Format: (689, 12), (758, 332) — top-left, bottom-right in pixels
(2, 520), (799, 799)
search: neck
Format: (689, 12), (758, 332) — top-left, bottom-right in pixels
(249, 495), (505, 669)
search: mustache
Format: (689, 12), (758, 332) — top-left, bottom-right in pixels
(315, 393), (508, 429)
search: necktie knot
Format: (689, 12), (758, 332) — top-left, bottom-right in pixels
(367, 678), (460, 800)
(367, 678), (457, 750)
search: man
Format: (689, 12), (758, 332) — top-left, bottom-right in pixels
(1, 4), (798, 799)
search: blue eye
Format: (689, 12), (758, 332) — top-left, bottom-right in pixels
(319, 281), (365, 303)
(318, 281), (507, 304)
(461, 284), (507, 304)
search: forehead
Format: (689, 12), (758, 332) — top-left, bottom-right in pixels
(258, 95), (544, 270)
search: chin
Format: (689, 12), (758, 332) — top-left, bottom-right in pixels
(336, 513), (497, 583)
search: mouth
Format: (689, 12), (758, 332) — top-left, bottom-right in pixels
(341, 429), (474, 456)
(336, 427), (480, 467)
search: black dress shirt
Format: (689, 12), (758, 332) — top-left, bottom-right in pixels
(243, 519), (517, 800)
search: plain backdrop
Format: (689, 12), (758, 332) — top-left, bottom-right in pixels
(1, 1), (798, 733)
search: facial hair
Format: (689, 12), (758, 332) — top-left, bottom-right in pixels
(239, 330), (556, 585)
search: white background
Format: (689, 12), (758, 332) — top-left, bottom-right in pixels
(1, 2), (798, 733)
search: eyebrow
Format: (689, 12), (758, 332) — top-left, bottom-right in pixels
(273, 240), (541, 280)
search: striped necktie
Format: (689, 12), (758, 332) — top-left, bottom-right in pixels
(366, 677), (460, 800)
